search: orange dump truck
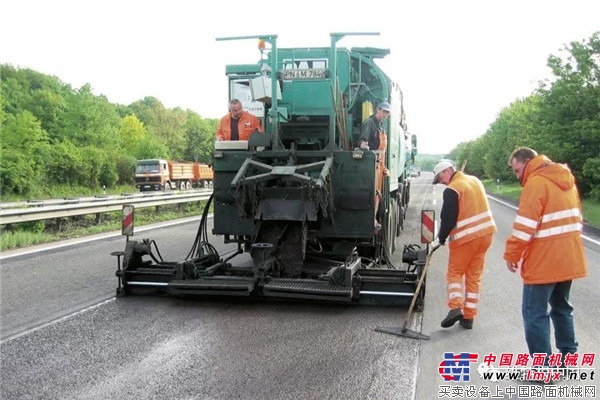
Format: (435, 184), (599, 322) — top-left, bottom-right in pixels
(135, 159), (213, 191)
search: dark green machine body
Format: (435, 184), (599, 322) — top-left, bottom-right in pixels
(214, 33), (416, 260)
(115, 33), (428, 306)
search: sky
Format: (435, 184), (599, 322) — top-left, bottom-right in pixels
(1, 0), (599, 154)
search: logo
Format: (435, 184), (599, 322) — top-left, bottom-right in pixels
(438, 352), (479, 382)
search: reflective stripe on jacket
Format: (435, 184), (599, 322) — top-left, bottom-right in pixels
(503, 155), (588, 284)
(447, 172), (497, 249)
(217, 111), (262, 141)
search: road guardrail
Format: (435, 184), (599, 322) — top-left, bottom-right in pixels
(0, 191), (213, 225)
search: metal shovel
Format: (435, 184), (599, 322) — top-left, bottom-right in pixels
(375, 243), (441, 340)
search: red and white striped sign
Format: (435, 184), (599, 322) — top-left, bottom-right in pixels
(122, 205), (134, 236)
(421, 209), (435, 244)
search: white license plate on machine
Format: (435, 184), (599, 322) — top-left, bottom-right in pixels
(281, 68), (328, 80)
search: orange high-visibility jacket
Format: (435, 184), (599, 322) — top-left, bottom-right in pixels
(216, 111), (263, 141)
(375, 131), (387, 192)
(446, 172), (497, 249)
(504, 155), (588, 284)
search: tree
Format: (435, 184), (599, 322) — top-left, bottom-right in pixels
(157, 107), (187, 159)
(0, 111), (50, 194)
(479, 96), (542, 183)
(115, 154), (137, 186)
(118, 114), (147, 155)
(533, 31), (600, 194)
(61, 84), (121, 148)
(128, 97), (188, 159)
(45, 140), (85, 185)
(185, 111), (218, 163)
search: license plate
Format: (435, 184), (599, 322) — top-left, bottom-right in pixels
(280, 68), (328, 80)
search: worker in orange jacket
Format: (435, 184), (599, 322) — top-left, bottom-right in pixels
(216, 99), (263, 141)
(432, 160), (497, 330)
(504, 147), (587, 365)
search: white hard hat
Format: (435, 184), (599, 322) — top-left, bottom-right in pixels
(432, 161), (455, 184)
(377, 102), (391, 112)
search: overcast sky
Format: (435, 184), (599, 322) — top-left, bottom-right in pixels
(2, 0), (599, 154)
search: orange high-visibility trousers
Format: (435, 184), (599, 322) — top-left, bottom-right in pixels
(376, 132), (387, 192)
(446, 234), (493, 319)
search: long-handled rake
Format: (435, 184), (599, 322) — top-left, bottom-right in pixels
(375, 244), (441, 340)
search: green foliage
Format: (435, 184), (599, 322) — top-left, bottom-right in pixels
(115, 154), (137, 185)
(80, 146), (118, 188)
(127, 97), (187, 159)
(0, 110), (50, 195)
(118, 114), (146, 154)
(46, 140), (83, 185)
(482, 179), (523, 202)
(134, 134), (170, 160)
(0, 229), (56, 250)
(0, 65), (219, 201)
(1, 150), (38, 194)
(185, 111), (218, 163)
(583, 157), (600, 200)
(17, 220), (46, 234)
(460, 139), (487, 178)
(582, 199), (600, 227)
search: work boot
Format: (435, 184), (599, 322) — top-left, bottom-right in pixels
(459, 319), (473, 329)
(441, 308), (463, 328)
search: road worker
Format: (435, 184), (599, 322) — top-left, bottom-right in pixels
(216, 99), (263, 141)
(504, 147), (587, 367)
(357, 102), (391, 231)
(432, 160), (497, 329)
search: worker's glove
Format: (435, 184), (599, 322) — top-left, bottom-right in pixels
(429, 238), (444, 255)
(359, 141), (369, 150)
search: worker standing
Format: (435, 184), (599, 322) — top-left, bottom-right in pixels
(216, 99), (263, 141)
(357, 102), (391, 231)
(432, 160), (497, 329)
(504, 147), (587, 366)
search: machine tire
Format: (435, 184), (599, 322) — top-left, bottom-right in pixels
(186, 181), (192, 190)
(163, 182), (171, 191)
